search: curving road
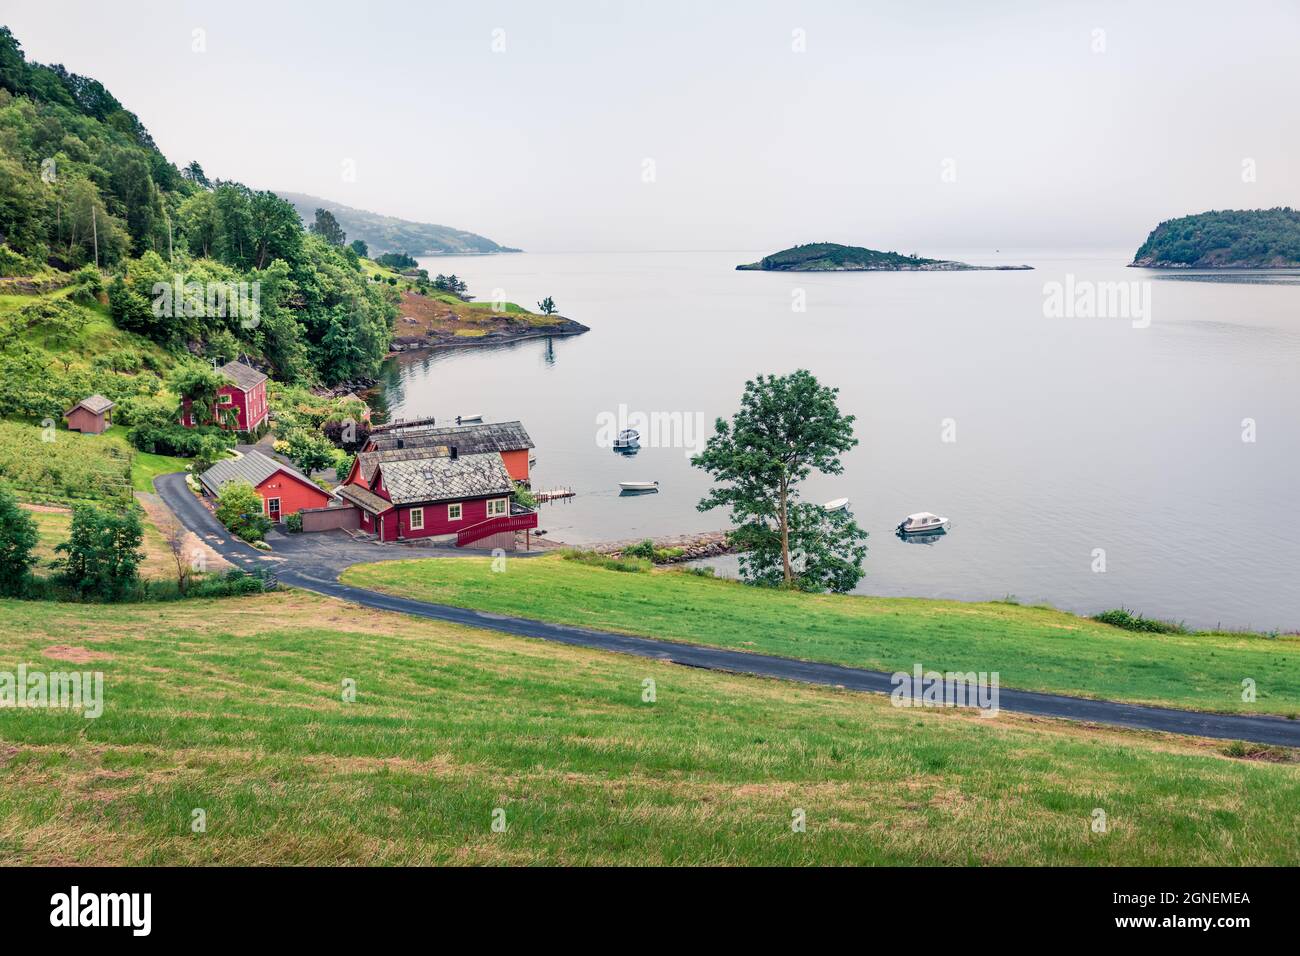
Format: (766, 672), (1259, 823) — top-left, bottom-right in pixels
(156, 473), (1300, 748)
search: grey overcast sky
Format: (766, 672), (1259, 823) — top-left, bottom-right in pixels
(5, 0), (1298, 252)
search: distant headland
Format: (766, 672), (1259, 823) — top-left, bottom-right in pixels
(1131, 208), (1300, 268)
(737, 243), (1033, 272)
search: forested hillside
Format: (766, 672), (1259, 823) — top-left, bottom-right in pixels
(279, 192), (518, 257)
(0, 25), (396, 392)
(1132, 208), (1300, 268)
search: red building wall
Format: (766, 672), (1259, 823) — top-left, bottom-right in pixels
(255, 471), (332, 519)
(500, 449), (529, 482)
(181, 382), (267, 431)
(65, 407), (109, 435)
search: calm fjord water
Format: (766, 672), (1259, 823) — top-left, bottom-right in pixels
(389, 251), (1300, 631)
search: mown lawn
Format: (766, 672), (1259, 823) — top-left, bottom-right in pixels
(341, 555), (1300, 716)
(104, 426), (189, 492)
(0, 591), (1295, 865)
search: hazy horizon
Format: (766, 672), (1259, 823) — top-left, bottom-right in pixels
(6, 0), (1298, 253)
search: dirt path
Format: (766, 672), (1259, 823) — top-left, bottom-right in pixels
(134, 491), (233, 574)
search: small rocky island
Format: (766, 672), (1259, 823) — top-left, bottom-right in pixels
(1131, 208), (1300, 268)
(389, 289), (588, 353)
(737, 242), (1033, 272)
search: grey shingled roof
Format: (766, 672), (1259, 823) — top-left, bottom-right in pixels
(375, 452), (513, 505)
(199, 450), (315, 496)
(355, 445), (452, 485)
(66, 394), (114, 416)
(367, 421), (534, 454)
(337, 483), (393, 514)
(218, 360), (268, 391)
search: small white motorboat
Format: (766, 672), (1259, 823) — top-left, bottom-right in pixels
(897, 512), (949, 534)
(614, 428), (640, 448)
(822, 497), (850, 513)
(619, 480), (659, 492)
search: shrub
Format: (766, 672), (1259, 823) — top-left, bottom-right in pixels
(0, 243), (32, 277)
(214, 480), (271, 542)
(54, 503), (144, 601)
(127, 422), (233, 458)
(561, 549), (650, 573)
(0, 482), (39, 596)
(67, 265), (103, 304)
(621, 539), (682, 564)
(511, 482), (538, 509)
(284, 512), (304, 533)
(622, 539), (655, 560)
(1093, 607), (1188, 635)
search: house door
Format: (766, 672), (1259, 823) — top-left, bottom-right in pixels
(267, 498), (281, 522)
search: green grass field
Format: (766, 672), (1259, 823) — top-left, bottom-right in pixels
(341, 555), (1300, 716)
(0, 591), (1296, 865)
(104, 426), (189, 492)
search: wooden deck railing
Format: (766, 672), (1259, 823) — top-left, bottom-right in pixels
(455, 508), (538, 547)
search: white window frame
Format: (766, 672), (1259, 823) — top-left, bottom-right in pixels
(487, 498), (508, 518)
(218, 393), (233, 405)
(447, 502), (463, 521)
(409, 507), (424, 531)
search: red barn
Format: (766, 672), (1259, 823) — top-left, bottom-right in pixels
(64, 394), (114, 435)
(337, 450), (537, 549)
(198, 450), (331, 523)
(182, 360), (269, 432)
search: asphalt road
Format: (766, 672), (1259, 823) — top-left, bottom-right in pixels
(155, 473), (1300, 748)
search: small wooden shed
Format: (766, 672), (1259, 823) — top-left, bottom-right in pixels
(64, 394), (114, 435)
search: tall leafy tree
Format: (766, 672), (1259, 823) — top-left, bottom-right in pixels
(309, 208), (346, 246)
(0, 482), (39, 596)
(693, 370), (867, 592)
(54, 503), (144, 600)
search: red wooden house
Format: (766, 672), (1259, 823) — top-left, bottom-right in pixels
(198, 450), (331, 523)
(182, 360), (269, 432)
(360, 421), (534, 483)
(337, 450), (537, 549)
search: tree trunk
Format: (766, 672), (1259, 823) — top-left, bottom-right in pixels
(779, 475), (792, 586)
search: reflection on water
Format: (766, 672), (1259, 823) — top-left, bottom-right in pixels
(381, 250), (1300, 630)
(896, 529), (947, 546)
(1152, 271), (1300, 285)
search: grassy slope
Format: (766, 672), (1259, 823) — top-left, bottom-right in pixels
(104, 426), (189, 492)
(341, 556), (1300, 716)
(0, 591), (1296, 865)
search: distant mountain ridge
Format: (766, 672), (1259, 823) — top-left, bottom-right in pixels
(1131, 209), (1300, 268)
(737, 242), (1032, 272)
(278, 192), (521, 257)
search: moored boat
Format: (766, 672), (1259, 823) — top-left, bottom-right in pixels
(897, 512), (949, 534)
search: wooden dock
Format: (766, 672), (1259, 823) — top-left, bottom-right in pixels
(534, 487), (576, 503)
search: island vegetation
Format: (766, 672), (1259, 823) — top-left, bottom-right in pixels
(737, 242), (1032, 272)
(1131, 208), (1300, 268)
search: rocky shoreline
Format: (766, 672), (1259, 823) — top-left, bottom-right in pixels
(389, 316), (590, 353)
(738, 261), (1034, 272)
(541, 530), (740, 564)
